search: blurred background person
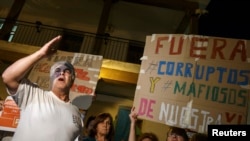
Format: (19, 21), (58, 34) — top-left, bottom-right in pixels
(190, 132), (208, 141)
(83, 113), (114, 141)
(137, 132), (158, 141)
(81, 115), (96, 139)
(166, 126), (189, 141)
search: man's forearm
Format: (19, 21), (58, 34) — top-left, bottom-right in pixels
(2, 35), (61, 94)
(2, 50), (44, 92)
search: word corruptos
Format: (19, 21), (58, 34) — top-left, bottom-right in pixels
(157, 61), (250, 85)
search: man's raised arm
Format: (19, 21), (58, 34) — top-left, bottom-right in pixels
(2, 35), (61, 94)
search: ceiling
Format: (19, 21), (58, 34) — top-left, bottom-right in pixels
(0, 0), (211, 42)
(1, 0), (249, 40)
(198, 0), (250, 40)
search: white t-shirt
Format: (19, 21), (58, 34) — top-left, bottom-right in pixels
(10, 79), (83, 141)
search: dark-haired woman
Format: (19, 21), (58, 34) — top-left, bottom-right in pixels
(83, 113), (114, 141)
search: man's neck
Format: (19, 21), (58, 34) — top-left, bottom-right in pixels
(52, 89), (70, 102)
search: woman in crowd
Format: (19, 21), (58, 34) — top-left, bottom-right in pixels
(137, 132), (158, 141)
(166, 126), (189, 141)
(83, 113), (114, 141)
(84, 116), (96, 137)
(79, 115), (96, 140)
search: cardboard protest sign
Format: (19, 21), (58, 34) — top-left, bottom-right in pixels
(133, 34), (250, 133)
(28, 50), (103, 109)
(0, 96), (20, 131)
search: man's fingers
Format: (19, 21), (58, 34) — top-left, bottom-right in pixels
(45, 35), (62, 48)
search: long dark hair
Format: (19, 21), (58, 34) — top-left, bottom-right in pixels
(85, 115), (96, 129)
(138, 132), (158, 141)
(88, 113), (114, 141)
(166, 126), (189, 141)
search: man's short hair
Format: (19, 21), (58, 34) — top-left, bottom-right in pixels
(50, 61), (75, 80)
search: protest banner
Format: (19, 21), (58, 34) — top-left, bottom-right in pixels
(133, 34), (250, 133)
(0, 96), (19, 131)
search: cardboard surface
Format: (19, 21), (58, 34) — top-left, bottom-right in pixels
(133, 34), (250, 133)
(0, 96), (20, 130)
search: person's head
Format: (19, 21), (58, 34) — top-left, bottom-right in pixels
(89, 113), (114, 140)
(49, 61), (75, 89)
(166, 126), (189, 141)
(85, 115), (96, 134)
(190, 133), (208, 141)
(138, 132), (159, 141)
